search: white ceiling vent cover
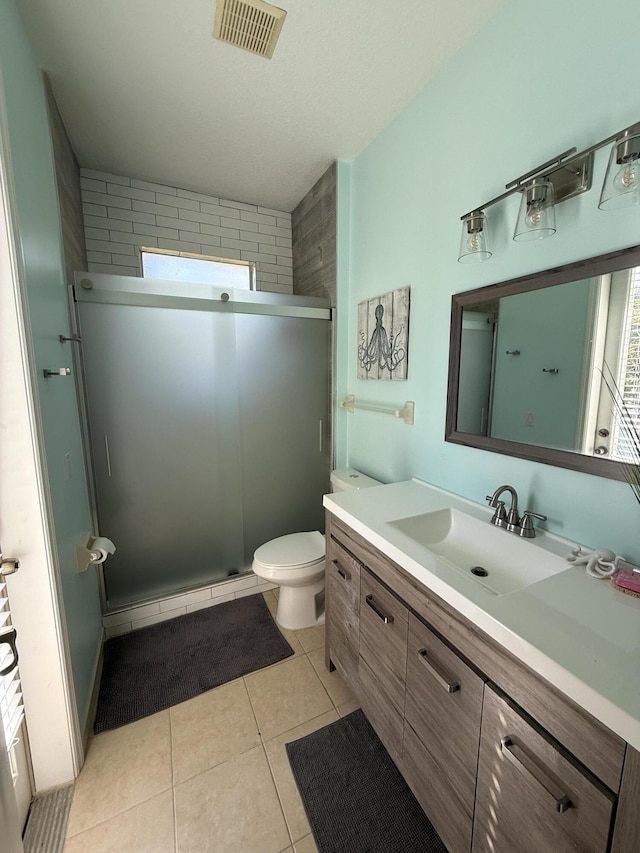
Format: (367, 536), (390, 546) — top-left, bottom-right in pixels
(213, 0), (287, 59)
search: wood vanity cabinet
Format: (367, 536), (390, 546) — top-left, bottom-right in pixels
(358, 567), (408, 760)
(325, 535), (361, 686)
(325, 511), (638, 853)
(473, 686), (615, 853)
(403, 614), (484, 853)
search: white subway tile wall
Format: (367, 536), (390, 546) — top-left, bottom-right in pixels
(80, 169), (293, 293)
(102, 575), (277, 637)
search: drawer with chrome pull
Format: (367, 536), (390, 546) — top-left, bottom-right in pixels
(403, 613), (484, 853)
(326, 535), (362, 684)
(472, 685), (615, 853)
(358, 567), (408, 714)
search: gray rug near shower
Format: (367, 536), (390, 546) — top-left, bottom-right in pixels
(94, 592), (293, 733)
(286, 709), (448, 853)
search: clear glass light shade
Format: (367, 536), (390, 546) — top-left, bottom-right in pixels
(598, 132), (640, 210)
(513, 180), (556, 241)
(458, 212), (492, 263)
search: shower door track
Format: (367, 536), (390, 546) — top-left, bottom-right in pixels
(74, 283), (331, 321)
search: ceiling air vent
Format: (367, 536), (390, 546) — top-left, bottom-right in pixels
(213, 0), (287, 59)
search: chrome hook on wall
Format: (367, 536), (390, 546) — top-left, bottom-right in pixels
(43, 367), (71, 378)
(59, 334), (82, 343)
(542, 368), (559, 374)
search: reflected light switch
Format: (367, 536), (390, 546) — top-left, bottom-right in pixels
(526, 412), (536, 427)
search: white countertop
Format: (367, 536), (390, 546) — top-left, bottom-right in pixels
(324, 479), (640, 751)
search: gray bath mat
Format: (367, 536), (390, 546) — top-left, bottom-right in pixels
(94, 592), (293, 733)
(286, 709), (448, 853)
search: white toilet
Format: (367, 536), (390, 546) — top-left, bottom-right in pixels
(252, 468), (381, 630)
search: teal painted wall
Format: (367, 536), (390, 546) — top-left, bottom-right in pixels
(0, 0), (103, 728)
(339, 0), (640, 561)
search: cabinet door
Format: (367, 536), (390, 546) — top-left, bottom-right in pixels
(326, 536), (361, 685)
(358, 568), (409, 761)
(473, 686), (615, 853)
(359, 568), (408, 711)
(403, 614), (484, 853)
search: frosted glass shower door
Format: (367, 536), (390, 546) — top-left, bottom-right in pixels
(79, 298), (244, 610)
(236, 314), (330, 565)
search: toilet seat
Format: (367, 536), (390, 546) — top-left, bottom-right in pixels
(253, 531), (325, 570)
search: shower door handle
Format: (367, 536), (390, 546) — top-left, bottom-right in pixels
(104, 435), (112, 477)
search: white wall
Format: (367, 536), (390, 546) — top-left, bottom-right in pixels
(80, 169), (293, 292)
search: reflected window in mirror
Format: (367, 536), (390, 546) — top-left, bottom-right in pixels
(446, 246), (640, 480)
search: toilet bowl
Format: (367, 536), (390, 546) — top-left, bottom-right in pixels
(252, 468), (381, 630)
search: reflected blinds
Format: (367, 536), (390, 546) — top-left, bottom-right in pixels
(611, 266), (640, 462)
(0, 582), (24, 751)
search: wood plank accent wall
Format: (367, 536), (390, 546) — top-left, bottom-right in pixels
(291, 161), (336, 304)
(43, 75), (87, 286)
(292, 163), (336, 466)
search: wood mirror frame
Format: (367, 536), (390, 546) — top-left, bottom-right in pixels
(445, 244), (640, 481)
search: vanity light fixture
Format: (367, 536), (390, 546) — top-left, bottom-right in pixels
(458, 120), (640, 262)
(513, 179), (556, 242)
(599, 126), (640, 210)
(458, 211), (492, 263)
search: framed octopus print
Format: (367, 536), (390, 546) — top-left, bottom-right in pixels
(357, 286), (410, 380)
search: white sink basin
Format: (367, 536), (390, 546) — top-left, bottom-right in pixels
(389, 507), (569, 595)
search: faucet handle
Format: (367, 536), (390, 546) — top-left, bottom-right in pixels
(520, 510), (547, 538)
(490, 500), (508, 528)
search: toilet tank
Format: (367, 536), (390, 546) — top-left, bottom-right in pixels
(330, 468), (382, 493)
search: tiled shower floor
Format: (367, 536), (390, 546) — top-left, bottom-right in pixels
(63, 590), (358, 852)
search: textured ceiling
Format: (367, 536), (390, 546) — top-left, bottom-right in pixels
(17, 0), (506, 211)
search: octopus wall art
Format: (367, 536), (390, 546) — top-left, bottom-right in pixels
(357, 286), (410, 380)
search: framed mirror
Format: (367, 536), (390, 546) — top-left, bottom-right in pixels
(445, 245), (640, 480)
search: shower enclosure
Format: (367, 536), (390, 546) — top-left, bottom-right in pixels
(74, 273), (330, 612)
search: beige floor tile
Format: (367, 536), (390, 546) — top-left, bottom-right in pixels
(336, 696), (361, 717)
(245, 655), (333, 741)
(264, 710), (338, 843)
(264, 590), (278, 615)
(307, 647), (358, 708)
(263, 592), (305, 658)
(174, 744), (289, 853)
(294, 835), (319, 853)
(170, 679), (261, 784)
(64, 790), (174, 853)
(67, 711), (172, 837)
(278, 626), (305, 658)
(294, 624), (325, 654)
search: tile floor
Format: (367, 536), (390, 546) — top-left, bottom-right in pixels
(64, 590), (360, 852)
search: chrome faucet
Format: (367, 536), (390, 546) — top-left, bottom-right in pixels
(486, 485), (520, 532)
(486, 485), (547, 538)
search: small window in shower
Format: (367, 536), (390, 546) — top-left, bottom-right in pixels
(141, 248), (255, 289)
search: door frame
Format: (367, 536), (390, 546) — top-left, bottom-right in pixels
(0, 64), (82, 790)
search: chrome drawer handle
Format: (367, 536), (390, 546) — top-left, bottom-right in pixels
(365, 594), (393, 624)
(331, 560), (351, 581)
(501, 737), (572, 813)
(417, 648), (459, 693)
